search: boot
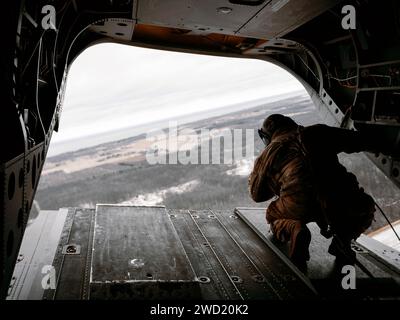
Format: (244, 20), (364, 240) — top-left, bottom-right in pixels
(289, 225), (311, 272)
(328, 236), (356, 265)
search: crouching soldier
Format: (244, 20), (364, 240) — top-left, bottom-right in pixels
(248, 114), (383, 270)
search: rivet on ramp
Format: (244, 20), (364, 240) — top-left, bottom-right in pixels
(62, 244), (81, 255)
(230, 275), (242, 283)
(198, 276), (211, 284)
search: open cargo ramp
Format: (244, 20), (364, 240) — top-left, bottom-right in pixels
(7, 205), (400, 300)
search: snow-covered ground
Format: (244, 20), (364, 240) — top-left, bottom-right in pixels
(226, 158), (254, 176)
(118, 179), (200, 206)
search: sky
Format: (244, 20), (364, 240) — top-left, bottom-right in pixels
(50, 42), (305, 149)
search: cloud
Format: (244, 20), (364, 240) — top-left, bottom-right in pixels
(52, 43), (304, 143)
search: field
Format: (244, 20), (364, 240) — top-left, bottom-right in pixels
(34, 93), (400, 232)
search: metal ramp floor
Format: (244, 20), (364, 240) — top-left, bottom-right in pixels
(7, 205), (400, 300)
(236, 207), (400, 300)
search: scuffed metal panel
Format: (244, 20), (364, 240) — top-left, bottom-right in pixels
(357, 234), (400, 273)
(187, 209), (314, 299)
(169, 209), (243, 300)
(170, 208), (317, 299)
(43, 208), (95, 300)
(137, 0), (268, 36)
(236, 207), (400, 299)
(89, 205), (201, 299)
(211, 209), (317, 298)
(236, 0), (341, 39)
(7, 209), (67, 300)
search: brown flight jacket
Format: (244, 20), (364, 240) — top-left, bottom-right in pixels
(248, 124), (380, 238)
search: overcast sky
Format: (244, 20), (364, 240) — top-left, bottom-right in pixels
(52, 43), (304, 144)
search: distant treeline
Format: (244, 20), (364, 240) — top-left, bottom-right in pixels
(35, 98), (400, 232)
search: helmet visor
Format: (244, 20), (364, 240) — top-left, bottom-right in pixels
(258, 129), (270, 146)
